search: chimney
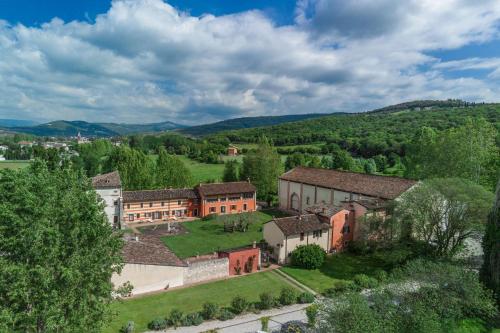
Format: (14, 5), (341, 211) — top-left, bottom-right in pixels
(252, 241), (256, 248)
(247, 177), (251, 183)
(135, 235), (139, 242)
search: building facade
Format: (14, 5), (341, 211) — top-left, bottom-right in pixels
(92, 171), (122, 228)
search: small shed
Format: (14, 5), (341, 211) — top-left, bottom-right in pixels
(218, 244), (260, 275)
(227, 145), (239, 156)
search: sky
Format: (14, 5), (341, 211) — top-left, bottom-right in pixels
(0, 0), (499, 124)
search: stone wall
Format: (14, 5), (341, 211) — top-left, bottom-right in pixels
(184, 257), (229, 285)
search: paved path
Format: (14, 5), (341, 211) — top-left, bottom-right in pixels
(156, 303), (309, 333)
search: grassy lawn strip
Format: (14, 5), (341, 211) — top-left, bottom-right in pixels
(162, 211), (272, 258)
(0, 160), (30, 170)
(103, 271), (297, 333)
(177, 155), (224, 185)
(280, 253), (392, 293)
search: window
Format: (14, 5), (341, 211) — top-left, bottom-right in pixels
(229, 196), (241, 201)
(172, 210), (175, 215)
(300, 232), (304, 241)
(207, 198), (218, 203)
(161, 202), (165, 207)
(113, 200), (118, 206)
(345, 213), (349, 223)
(210, 207), (216, 213)
(243, 192), (254, 199)
(184, 209), (188, 215)
(140, 203), (144, 208)
(313, 230), (323, 238)
(306, 196), (310, 205)
(163, 211), (169, 216)
(128, 214), (134, 221)
(243, 203), (247, 211)
(221, 206), (226, 213)
(136, 213), (140, 218)
(149, 202), (153, 207)
(178, 200), (181, 205)
(193, 209), (198, 216)
(231, 205), (237, 210)
(127, 204), (130, 209)
(220, 197), (227, 202)
(342, 225), (350, 234)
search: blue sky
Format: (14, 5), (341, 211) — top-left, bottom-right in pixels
(0, 0), (499, 124)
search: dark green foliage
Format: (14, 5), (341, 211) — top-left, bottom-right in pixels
(297, 292), (315, 304)
(231, 295), (249, 314)
(291, 244), (326, 269)
(258, 292), (275, 310)
(119, 321), (135, 333)
(182, 312), (203, 326)
(0, 161), (123, 332)
(201, 302), (219, 320)
(147, 318), (168, 330)
(373, 269), (388, 282)
(155, 146), (193, 188)
(285, 152), (307, 171)
(280, 321), (308, 333)
(279, 287), (298, 306)
(168, 309), (183, 328)
(223, 160), (240, 182)
(217, 308), (235, 321)
(306, 305), (318, 328)
(481, 180), (500, 305)
(323, 281), (360, 297)
(353, 274), (379, 289)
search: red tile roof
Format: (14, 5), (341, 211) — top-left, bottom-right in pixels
(280, 167), (416, 200)
(123, 188), (198, 202)
(92, 171), (121, 188)
(121, 235), (187, 267)
(272, 214), (330, 236)
(196, 181), (256, 197)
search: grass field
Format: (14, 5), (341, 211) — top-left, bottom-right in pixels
(280, 253), (392, 293)
(0, 160), (30, 169)
(103, 271), (296, 333)
(162, 211), (273, 258)
(177, 155), (225, 185)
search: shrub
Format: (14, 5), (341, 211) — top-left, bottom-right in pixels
(201, 302), (219, 320)
(280, 321), (308, 333)
(202, 213), (217, 221)
(323, 281), (360, 297)
(147, 318), (167, 331)
(290, 244), (325, 269)
(119, 321), (134, 333)
(305, 304), (318, 328)
(353, 274), (379, 289)
(348, 240), (372, 255)
(261, 316), (270, 331)
(231, 295), (249, 314)
(259, 292), (275, 310)
(297, 292), (315, 304)
(168, 309), (183, 328)
(279, 287), (298, 306)
(374, 269), (388, 282)
(217, 308), (235, 321)
(182, 312), (203, 326)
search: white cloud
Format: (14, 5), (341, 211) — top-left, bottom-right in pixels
(0, 0), (499, 124)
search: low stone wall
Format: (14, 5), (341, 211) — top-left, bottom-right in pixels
(184, 257), (229, 285)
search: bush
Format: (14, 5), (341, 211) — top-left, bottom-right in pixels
(119, 321), (134, 333)
(202, 213), (217, 221)
(280, 321), (308, 333)
(168, 309), (183, 328)
(182, 312), (203, 326)
(290, 244), (325, 269)
(297, 292), (315, 304)
(323, 281), (360, 297)
(348, 240), (372, 255)
(231, 295), (249, 314)
(147, 318), (167, 331)
(201, 302), (219, 320)
(258, 292), (275, 310)
(374, 269), (388, 282)
(353, 274), (379, 289)
(279, 287), (298, 306)
(305, 304), (318, 328)
(261, 316), (270, 331)
(217, 308), (235, 321)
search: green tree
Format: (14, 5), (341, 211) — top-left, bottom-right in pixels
(223, 160), (240, 182)
(396, 178), (493, 257)
(241, 136), (283, 203)
(155, 147), (192, 188)
(330, 147), (355, 171)
(363, 158), (377, 174)
(291, 244), (326, 269)
(104, 146), (154, 190)
(481, 180), (500, 305)
(285, 152), (306, 171)
(0, 161), (123, 332)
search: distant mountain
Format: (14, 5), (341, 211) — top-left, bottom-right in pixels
(0, 119), (39, 127)
(6, 120), (186, 137)
(368, 99), (471, 114)
(178, 113), (334, 137)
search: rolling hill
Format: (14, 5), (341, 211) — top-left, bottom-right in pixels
(5, 120), (185, 137)
(177, 113), (335, 137)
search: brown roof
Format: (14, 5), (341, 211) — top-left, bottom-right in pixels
(196, 181), (256, 197)
(122, 235), (186, 267)
(123, 188), (198, 202)
(92, 171), (121, 189)
(272, 214), (330, 236)
(280, 167), (416, 200)
(349, 198), (389, 210)
(305, 204), (347, 218)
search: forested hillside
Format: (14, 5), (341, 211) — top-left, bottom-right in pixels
(207, 104), (500, 158)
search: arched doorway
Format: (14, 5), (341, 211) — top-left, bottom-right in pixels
(290, 193), (300, 211)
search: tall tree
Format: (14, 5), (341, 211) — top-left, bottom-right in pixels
(481, 180), (500, 305)
(241, 136), (283, 203)
(285, 152), (306, 171)
(104, 146), (154, 190)
(155, 147), (192, 188)
(396, 178), (493, 257)
(0, 161), (123, 332)
(223, 160), (240, 182)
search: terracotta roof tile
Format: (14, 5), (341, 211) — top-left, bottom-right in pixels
(280, 167), (416, 200)
(272, 214), (330, 236)
(196, 181), (256, 197)
(122, 235), (187, 267)
(305, 204), (347, 218)
(123, 188), (198, 202)
(92, 171), (121, 188)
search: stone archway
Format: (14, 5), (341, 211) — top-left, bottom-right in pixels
(290, 192), (300, 211)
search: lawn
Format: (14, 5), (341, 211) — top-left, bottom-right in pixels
(103, 271), (296, 333)
(0, 160), (30, 170)
(176, 155), (225, 185)
(162, 211), (273, 258)
(280, 253), (392, 293)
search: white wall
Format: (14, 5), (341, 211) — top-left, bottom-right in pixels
(95, 187), (122, 227)
(281, 230), (330, 264)
(263, 221), (286, 263)
(112, 264), (185, 295)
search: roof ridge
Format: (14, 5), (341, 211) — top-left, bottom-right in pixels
(290, 166), (414, 181)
